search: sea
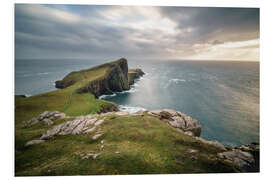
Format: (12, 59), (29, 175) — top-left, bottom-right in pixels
(15, 59), (260, 146)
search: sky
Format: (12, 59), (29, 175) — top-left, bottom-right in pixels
(15, 4), (260, 61)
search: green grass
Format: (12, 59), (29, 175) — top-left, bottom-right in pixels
(15, 113), (238, 176)
(15, 58), (239, 175)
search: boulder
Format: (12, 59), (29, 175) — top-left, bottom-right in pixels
(148, 109), (201, 137)
(25, 139), (45, 147)
(217, 149), (255, 171)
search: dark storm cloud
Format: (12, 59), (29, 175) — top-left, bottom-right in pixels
(159, 7), (259, 44)
(15, 4), (157, 59)
(15, 4), (259, 60)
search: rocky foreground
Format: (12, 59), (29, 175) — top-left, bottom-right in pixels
(15, 58), (259, 175)
(25, 109), (259, 172)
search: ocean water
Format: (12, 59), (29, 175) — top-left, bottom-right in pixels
(15, 59), (259, 146)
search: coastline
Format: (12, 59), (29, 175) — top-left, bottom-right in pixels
(15, 58), (259, 175)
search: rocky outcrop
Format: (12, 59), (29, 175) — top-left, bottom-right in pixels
(40, 115), (103, 140)
(25, 140), (45, 147)
(128, 69), (145, 85)
(148, 109), (201, 137)
(194, 137), (226, 151)
(26, 111), (67, 126)
(217, 143), (259, 172)
(25, 113), (105, 146)
(55, 58), (144, 98)
(98, 104), (119, 113)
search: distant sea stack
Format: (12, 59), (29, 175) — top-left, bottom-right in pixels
(55, 58), (144, 98)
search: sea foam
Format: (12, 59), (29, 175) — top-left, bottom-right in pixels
(119, 105), (146, 114)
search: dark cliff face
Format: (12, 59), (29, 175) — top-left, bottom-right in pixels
(128, 69), (145, 85)
(55, 58), (144, 98)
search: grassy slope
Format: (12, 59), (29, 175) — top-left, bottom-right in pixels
(15, 113), (238, 176)
(15, 60), (117, 126)
(15, 60), (120, 175)
(15, 59), (239, 175)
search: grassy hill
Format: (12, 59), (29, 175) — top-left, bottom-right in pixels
(15, 58), (256, 176)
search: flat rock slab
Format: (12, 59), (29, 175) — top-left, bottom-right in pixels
(25, 139), (45, 147)
(40, 117), (102, 140)
(26, 114), (106, 146)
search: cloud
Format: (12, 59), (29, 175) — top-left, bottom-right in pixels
(15, 4), (260, 61)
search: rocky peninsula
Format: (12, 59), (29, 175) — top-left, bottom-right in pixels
(15, 58), (259, 176)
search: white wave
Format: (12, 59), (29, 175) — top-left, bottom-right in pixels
(169, 78), (186, 83)
(99, 93), (116, 99)
(164, 78), (186, 88)
(144, 72), (150, 76)
(139, 76), (145, 80)
(119, 105), (147, 114)
(37, 72), (50, 75)
(118, 87), (137, 94)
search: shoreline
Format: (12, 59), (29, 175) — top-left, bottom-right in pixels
(15, 58), (259, 174)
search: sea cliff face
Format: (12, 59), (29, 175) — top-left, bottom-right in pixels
(55, 58), (144, 98)
(15, 58), (259, 175)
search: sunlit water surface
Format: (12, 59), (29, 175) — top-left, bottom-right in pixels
(15, 59), (259, 146)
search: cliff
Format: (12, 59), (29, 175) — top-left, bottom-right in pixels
(128, 69), (145, 85)
(15, 58), (259, 176)
(55, 58), (144, 98)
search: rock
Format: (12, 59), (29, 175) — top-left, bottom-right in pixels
(115, 151), (120, 154)
(100, 112), (114, 116)
(38, 117), (103, 141)
(195, 137), (226, 151)
(43, 118), (53, 126)
(186, 149), (199, 155)
(26, 111), (67, 126)
(100, 145), (104, 150)
(25, 139), (45, 147)
(184, 131), (194, 136)
(185, 149), (199, 160)
(84, 126), (96, 134)
(53, 112), (66, 119)
(92, 133), (103, 140)
(132, 110), (145, 115)
(217, 149), (255, 171)
(161, 109), (178, 117)
(115, 111), (129, 116)
(81, 153), (100, 160)
(148, 109), (201, 137)
(128, 68), (145, 85)
(94, 119), (104, 126)
(169, 116), (186, 128)
(148, 110), (163, 117)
